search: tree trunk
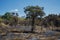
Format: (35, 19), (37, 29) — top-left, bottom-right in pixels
(31, 17), (35, 32)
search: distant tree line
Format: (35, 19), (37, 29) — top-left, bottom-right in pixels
(0, 6), (60, 31)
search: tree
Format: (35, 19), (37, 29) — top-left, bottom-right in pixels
(2, 12), (12, 20)
(2, 12), (13, 24)
(46, 14), (57, 26)
(41, 14), (60, 30)
(2, 12), (19, 26)
(24, 6), (45, 32)
(10, 12), (19, 26)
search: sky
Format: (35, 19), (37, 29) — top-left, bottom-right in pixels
(0, 0), (60, 17)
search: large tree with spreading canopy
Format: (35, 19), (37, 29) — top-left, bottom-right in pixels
(24, 6), (45, 32)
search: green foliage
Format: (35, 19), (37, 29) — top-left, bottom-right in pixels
(41, 14), (60, 27)
(2, 12), (12, 20)
(24, 6), (45, 19)
(24, 6), (45, 32)
(0, 18), (3, 23)
(1, 12), (19, 26)
(0, 6), (60, 28)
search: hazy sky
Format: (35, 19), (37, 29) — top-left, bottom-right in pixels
(0, 0), (60, 17)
